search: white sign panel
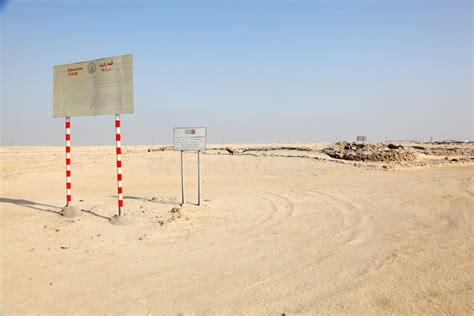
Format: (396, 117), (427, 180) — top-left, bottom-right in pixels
(53, 54), (133, 117)
(174, 127), (207, 151)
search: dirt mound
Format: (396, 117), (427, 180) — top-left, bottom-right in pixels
(323, 142), (417, 162)
(410, 145), (474, 157)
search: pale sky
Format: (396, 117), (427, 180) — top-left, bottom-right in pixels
(1, 0), (472, 145)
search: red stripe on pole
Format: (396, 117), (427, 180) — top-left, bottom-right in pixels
(115, 114), (123, 215)
(65, 117), (71, 205)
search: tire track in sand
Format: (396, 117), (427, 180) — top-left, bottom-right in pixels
(295, 188), (372, 246)
(165, 190), (295, 261)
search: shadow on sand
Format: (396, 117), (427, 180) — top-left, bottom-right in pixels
(0, 198), (61, 214)
(0, 197), (111, 221)
(80, 208), (110, 221)
(116, 195), (180, 206)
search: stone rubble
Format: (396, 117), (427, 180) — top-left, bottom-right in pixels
(322, 142), (417, 162)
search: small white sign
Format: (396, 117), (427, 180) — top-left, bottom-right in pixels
(174, 127), (207, 151)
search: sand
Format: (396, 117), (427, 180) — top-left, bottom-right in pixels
(1, 144), (473, 315)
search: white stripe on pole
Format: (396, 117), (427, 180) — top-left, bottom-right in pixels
(65, 116), (71, 205)
(115, 114), (123, 216)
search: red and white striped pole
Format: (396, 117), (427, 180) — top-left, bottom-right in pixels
(65, 116), (72, 206)
(115, 114), (123, 216)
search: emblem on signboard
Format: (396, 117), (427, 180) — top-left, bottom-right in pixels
(87, 62), (96, 73)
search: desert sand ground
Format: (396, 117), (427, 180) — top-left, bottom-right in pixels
(1, 144), (473, 315)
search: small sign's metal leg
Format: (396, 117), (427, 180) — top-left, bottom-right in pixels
(197, 150), (201, 206)
(181, 150), (185, 205)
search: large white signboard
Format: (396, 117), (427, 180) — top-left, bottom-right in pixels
(53, 54), (133, 117)
(174, 127), (207, 151)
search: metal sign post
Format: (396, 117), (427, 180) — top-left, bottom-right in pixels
(115, 114), (124, 216)
(65, 116), (71, 206)
(197, 150), (201, 206)
(53, 54), (134, 218)
(173, 127), (206, 206)
(180, 150), (185, 205)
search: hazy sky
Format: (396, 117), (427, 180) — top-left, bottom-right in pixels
(1, 0), (472, 145)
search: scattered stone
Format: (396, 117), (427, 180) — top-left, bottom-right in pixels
(170, 207), (181, 214)
(168, 207), (183, 222)
(323, 142), (417, 163)
(409, 144), (474, 157)
(147, 146), (173, 152)
(60, 246), (68, 249)
(387, 144), (402, 149)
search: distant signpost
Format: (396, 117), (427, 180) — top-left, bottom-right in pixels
(53, 54), (134, 219)
(173, 127), (207, 206)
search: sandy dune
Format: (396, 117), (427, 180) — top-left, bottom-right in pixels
(1, 145), (473, 314)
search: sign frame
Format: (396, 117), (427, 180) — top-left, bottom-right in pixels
(53, 54), (134, 118)
(173, 127), (207, 206)
(173, 127), (207, 151)
(53, 54), (134, 219)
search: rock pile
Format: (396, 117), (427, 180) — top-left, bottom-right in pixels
(323, 142), (417, 162)
(411, 146), (474, 157)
